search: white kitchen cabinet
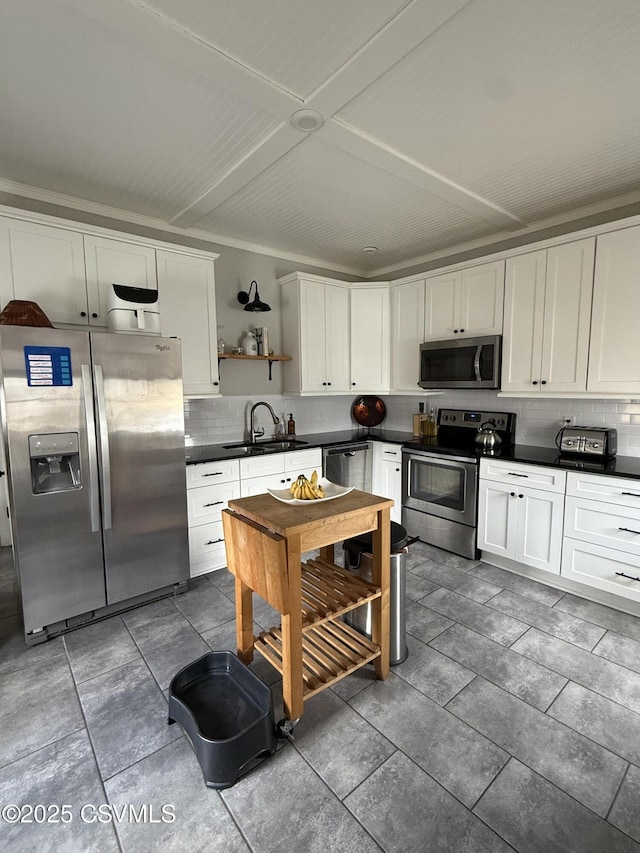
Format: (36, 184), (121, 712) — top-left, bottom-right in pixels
(371, 442), (402, 523)
(478, 459), (566, 574)
(390, 279), (425, 393)
(588, 225), (640, 394)
(239, 448), (323, 497)
(279, 273), (350, 394)
(0, 217), (90, 326)
(423, 260), (504, 340)
(350, 284), (390, 394)
(83, 235), (157, 328)
(562, 471), (640, 602)
(502, 238), (595, 394)
(157, 250), (220, 396)
(186, 459), (240, 577)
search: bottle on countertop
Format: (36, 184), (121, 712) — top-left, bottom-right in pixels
(413, 402), (425, 437)
(276, 416), (287, 437)
(287, 413), (296, 435)
(422, 407), (437, 439)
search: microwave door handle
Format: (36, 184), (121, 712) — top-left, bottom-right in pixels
(81, 364), (101, 533)
(93, 364), (112, 531)
(473, 345), (482, 382)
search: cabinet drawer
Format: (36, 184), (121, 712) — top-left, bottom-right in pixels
(188, 520), (226, 566)
(186, 458), (239, 488)
(284, 448), (322, 472)
(566, 471), (640, 509)
(239, 454), (284, 479)
(377, 443), (402, 462)
(561, 538), (640, 603)
(187, 481), (240, 524)
(479, 459), (566, 493)
(565, 496), (640, 557)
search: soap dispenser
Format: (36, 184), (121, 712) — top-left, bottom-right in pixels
(287, 413), (296, 435)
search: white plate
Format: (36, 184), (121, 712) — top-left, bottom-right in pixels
(267, 477), (354, 505)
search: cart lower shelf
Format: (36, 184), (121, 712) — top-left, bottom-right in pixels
(254, 618), (380, 699)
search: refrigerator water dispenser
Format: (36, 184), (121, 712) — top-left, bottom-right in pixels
(29, 433), (81, 494)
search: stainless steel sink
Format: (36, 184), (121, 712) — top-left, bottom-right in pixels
(223, 439), (308, 453)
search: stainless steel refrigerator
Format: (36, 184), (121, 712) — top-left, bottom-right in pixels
(0, 325), (189, 643)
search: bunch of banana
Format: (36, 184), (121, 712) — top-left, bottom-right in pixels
(289, 470), (325, 500)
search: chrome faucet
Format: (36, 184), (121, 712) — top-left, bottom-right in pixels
(250, 401), (279, 443)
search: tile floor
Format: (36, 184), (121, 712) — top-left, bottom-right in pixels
(3, 542), (640, 851)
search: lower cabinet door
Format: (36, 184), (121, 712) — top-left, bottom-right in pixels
(477, 481), (516, 559)
(516, 487), (564, 574)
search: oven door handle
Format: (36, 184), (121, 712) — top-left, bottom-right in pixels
(473, 345), (482, 382)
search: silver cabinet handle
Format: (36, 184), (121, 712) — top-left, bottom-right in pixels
(81, 364), (100, 533)
(93, 364), (112, 530)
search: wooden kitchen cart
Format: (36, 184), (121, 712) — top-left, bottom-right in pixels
(222, 490), (393, 725)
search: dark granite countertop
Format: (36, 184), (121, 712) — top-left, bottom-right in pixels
(185, 430), (640, 480)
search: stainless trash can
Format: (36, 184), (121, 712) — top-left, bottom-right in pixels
(343, 522), (409, 665)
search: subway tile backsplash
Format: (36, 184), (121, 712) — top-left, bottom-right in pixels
(184, 392), (640, 457)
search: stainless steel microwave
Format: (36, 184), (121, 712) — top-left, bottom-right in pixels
(419, 335), (502, 390)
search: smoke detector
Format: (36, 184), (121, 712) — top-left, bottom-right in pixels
(290, 109), (325, 133)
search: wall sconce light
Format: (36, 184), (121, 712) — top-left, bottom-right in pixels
(237, 280), (271, 312)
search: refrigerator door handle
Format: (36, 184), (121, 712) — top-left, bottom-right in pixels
(93, 364), (112, 530)
(81, 364), (101, 533)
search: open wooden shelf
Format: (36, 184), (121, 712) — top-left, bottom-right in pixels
(254, 619), (381, 700)
(217, 352), (291, 380)
(299, 557), (381, 629)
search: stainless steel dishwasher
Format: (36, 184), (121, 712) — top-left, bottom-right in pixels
(323, 442), (372, 491)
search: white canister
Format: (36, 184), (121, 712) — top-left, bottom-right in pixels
(242, 331), (258, 355)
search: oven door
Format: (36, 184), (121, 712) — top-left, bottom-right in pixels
(402, 450), (478, 526)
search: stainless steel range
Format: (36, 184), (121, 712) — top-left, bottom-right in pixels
(402, 408), (516, 559)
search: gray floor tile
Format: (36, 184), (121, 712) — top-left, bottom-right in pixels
(396, 634), (475, 705)
(430, 623), (567, 711)
(475, 758), (640, 853)
(405, 569), (439, 601)
(471, 563), (564, 606)
(448, 677), (627, 816)
(293, 689), (395, 799)
(122, 600), (210, 690)
(173, 575), (236, 633)
(345, 750), (513, 853)
(207, 566), (236, 597)
(330, 665), (379, 701)
(610, 765), (640, 845)
(77, 658), (181, 780)
(547, 681), (640, 766)
(486, 588), (606, 650)
(594, 630), (640, 674)
(349, 672), (508, 807)
(105, 738), (249, 852)
(0, 730), (119, 853)
(554, 592), (640, 642)
(405, 598), (453, 644)
(420, 587), (529, 645)
(411, 541), (482, 571)
(222, 744), (380, 852)
(0, 612), (66, 676)
(64, 614), (141, 683)
(412, 559), (503, 603)
(512, 628), (640, 715)
(0, 654), (84, 768)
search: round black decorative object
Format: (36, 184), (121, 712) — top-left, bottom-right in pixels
(351, 396), (387, 427)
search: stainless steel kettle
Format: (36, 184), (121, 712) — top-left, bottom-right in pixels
(475, 420), (502, 450)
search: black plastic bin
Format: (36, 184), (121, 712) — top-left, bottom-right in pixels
(343, 521), (409, 665)
(168, 651), (277, 789)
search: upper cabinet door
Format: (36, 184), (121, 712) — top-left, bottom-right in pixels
(502, 250), (547, 393)
(588, 226), (640, 395)
(460, 260), (505, 336)
(0, 218), (89, 326)
(424, 271), (459, 339)
(390, 279), (425, 393)
(157, 250), (219, 396)
(350, 285), (390, 393)
(84, 236), (157, 327)
(324, 283), (350, 392)
(299, 280), (329, 393)
(540, 238), (594, 393)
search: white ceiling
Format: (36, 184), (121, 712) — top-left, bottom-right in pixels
(2, 0), (640, 276)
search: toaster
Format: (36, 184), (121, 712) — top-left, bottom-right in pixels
(558, 426), (617, 458)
